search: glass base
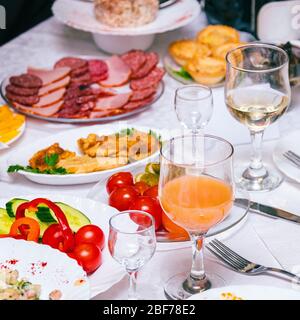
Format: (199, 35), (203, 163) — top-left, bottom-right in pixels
(164, 272), (225, 300)
(236, 166), (283, 192)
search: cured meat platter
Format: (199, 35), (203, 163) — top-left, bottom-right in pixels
(1, 51), (165, 123)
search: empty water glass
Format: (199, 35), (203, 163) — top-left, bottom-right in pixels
(175, 85), (213, 135)
(108, 211), (156, 300)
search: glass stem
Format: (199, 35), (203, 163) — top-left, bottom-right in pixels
(190, 234), (205, 280)
(247, 130), (267, 178)
(183, 233), (210, 293)
(128, 271), (138, 300)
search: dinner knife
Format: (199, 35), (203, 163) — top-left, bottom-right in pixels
(235, 198), (300, 224)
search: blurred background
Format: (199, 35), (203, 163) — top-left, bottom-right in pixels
(0, 0), (292, 46)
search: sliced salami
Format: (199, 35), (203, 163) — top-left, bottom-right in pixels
(70, 72), (91, 85)
(6, 92), (39, 106)
(54, 57), (88, 71)
(91, 73), (108, 83)
(130, 86), (157, 102)
(76, 95), (96, 105)
(88, 60), (108, 76)
(71, 66), (89, 78)
(6, 84), (39, 97)
(130, 67), (165, 91)
(123, 95), (155, 110)
(131, 52), (159, 79)
(121, 50), (147, 74)
(10, 74), (42, 89)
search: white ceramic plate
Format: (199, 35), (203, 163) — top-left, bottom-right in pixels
(87, 167), (249, 250)
(188, 285), (300, 300)
(52, 0), (200, 36)
(6, 124), (162, 185)
(0, 194), (124, 298)
(0, 238), (90, 300)
(273, 130), (300, 183)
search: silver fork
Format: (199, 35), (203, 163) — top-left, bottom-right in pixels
(283, 150), (300, 168)
(207, 239), (300, 283)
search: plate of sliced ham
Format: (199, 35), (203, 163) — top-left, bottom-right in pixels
(1, 51), (165, 123)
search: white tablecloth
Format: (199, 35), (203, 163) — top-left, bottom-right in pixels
(1, 11), (300, 300)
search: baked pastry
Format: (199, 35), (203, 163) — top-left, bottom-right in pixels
(185, 54), (226, 85)
(169, 40), (211, 66)
(212, 42), (246, 60)
(197, 25), (240, 48)
(94, 0), (159, 28)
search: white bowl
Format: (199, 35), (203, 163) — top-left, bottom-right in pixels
(92, 33), (155, 54)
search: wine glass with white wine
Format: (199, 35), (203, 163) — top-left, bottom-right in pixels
(225, 43), (291, 192)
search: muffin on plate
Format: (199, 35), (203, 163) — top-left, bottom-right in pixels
(169, 40), (211, 66)
(94, 0), (159, 28)
(185, 54), (226, 86)
(197, 25), (240, 48)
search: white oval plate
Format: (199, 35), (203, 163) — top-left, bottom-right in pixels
(0, 238), (90, 300)
(0, 194), (124, 299)
(52, 0), (200, 36)
(188, 285), (300, 300)
(6, 124), (161, 185)
(273, 130), (300, 183)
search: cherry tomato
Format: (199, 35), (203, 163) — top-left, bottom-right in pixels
(73, 243), (102, 274)
(42, 224), (66, 251)
(143, 185), (158, 198)
(106, 172), (134, 195)
(162, 211), (189, 237)
(129, 196), (162, 230)
(75, 225), (105, 250)
(134, 181), (150, 195)
(109, 186), (139, 211)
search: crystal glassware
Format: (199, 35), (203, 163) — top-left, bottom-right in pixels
(108, 211), (156, 300)
(225, 43), (291, 191)
(159, 134), (235, 300)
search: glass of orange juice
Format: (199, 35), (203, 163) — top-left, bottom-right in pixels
(159, 134), (234, 300)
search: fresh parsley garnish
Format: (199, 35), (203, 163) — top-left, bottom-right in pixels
(7, 165), (68, 175)
(174, 68), (193, 81)
(118, 128), (135, 137)
(44, 153), (59, 167)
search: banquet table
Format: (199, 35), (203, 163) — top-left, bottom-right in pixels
(1, 10), (300, 300)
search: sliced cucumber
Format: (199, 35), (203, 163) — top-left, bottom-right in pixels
(55, 202), (91, 232)
(0, 208), (14, 234)
(5, 198), (28, 217)
(3, 198), (91, 236)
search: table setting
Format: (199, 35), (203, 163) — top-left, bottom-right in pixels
(1, 0), (300, 301)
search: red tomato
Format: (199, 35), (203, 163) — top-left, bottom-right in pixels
(129, 196), (162, 230)
(134, 181), (150, 195)
(42, 224), (66, 251)
(109, 186), (139, 211)
(73, 243), (102, 274)
(106, 172), (134, 195)
(75, 225), (105, 250)
(143, 185), (158, 198)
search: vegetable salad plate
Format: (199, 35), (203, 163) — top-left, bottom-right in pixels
(7, 124), (162, 185)
(0, 195), (125, 299)
(188, 285), (300, 300)
(0, 238), (90, 300)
